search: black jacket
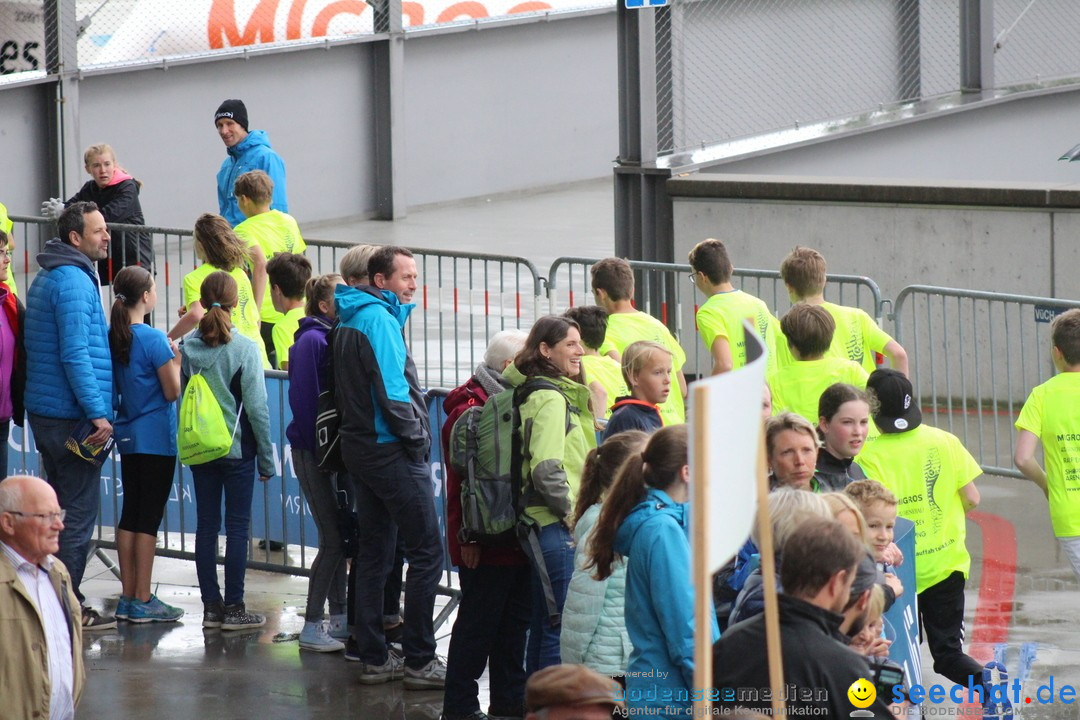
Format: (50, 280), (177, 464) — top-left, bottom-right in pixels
(713, 595), (892, 718)
(67, 178), (153, 283)
(815, 448), (866, 491)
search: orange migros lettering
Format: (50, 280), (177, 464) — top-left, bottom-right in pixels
(208, 0), (280, 49)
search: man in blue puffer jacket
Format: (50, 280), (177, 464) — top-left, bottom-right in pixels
(214, 99), (289, 227)
(25, 201), (115, 630)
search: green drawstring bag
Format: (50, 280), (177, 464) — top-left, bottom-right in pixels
(178, 371), (243, 466)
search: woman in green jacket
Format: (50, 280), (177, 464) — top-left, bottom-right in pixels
(503, 315), (596, 674)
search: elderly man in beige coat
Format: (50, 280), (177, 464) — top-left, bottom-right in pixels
(0, 475), (84, 719)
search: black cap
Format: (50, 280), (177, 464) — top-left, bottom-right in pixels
(867, 368), (921, 434)
(214, 99), (248, 131)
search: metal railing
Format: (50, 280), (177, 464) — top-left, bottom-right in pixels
(8, 216), (544, 389)
(891, 285), (1080, 478)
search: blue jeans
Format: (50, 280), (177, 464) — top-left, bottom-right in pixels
(29, 413), (103, 603)
(348, 453), (444, 668)
(525, 521), (574, 675)
(191, 457), (256, 606)
(443, 563), (531, 717)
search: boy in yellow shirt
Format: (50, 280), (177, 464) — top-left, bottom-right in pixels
(589, 257), (687, 425)
(779, 246), (907, 375)
(266, 253), (312, 371)
(688, 238), (778, 375)
(1015, 309), (1080, 579)
(855, 368), (985, 699)
(233, 170), (306, 368)
(768, 304), (867, 423)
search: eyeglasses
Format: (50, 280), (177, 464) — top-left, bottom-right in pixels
(0, 250), (11, 259)
(7, 509), (66, 523)
(687, 271), (698, 285)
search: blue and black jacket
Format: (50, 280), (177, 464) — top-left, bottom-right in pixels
(332, 284), (430, 467)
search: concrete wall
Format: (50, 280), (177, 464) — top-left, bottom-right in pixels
(403, 13), (617, 206)
(0, 83), (51, 218)
(0, 11), (617, 227)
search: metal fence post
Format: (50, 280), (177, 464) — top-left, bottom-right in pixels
(614, 3), (674, 265)
(960, 0), (995, 92)
(44, 0), (83, 204)
(373, 0), (407, 220)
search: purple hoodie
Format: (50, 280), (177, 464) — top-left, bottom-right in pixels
(286, 314), (333, 452)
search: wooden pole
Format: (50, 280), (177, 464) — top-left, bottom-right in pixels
(755, 431), (786, 716)
(692, 383), (712, 718)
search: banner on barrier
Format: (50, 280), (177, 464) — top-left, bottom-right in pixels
(883, 516), (922, 691)
(8, 376), (449, 557)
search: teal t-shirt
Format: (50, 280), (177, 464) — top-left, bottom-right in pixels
(113, 324), (177, 456)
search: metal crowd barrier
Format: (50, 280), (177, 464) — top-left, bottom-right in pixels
(9, 216), (545, 390)
(891, 286), (1080, 479)
(304, 239), (545, 389)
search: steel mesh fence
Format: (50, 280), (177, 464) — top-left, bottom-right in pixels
(662, 0), (921, 154)
(994, 0), (1080, 87)
(919, 0), (961, 98)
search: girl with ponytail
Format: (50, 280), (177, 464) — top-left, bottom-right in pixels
(109, 266), (184, 623)
(168, 213), (269, 367)
(587, 425), (718, 717)
(180, 271), (275, 630)
(560, 430), (647, 675)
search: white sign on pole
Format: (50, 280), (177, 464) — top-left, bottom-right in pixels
(689, 321), (768, 573)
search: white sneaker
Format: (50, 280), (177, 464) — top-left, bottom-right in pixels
(403, 655), (447, 690)
(299, 621), (345, 652)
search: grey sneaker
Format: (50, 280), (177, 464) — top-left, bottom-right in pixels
(81, 606), (117, 631)
(221, 603), (265, 631)
(403, 655), (447, 690)
(357, 647), (404, 685)
(203, 601), (225, 628)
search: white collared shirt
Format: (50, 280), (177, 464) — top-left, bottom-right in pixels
(1, 540), (75, 720)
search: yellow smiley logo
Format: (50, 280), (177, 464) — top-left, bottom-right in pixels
(847, 678), (876, 709)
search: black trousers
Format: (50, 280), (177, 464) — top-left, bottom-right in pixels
(442, 563), (531, 718)
(918, 570), (987, 697)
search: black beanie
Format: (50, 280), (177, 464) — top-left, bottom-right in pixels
(214, 99), (248, 131)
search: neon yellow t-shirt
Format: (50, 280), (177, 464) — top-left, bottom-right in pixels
(598, 311), (686, 426)
(768, 357), (869, 424)
(272, 306), (305, 371)
(234, 210), (306, 325)
(821, 302), (892, 374)
(695, 290), (779, 373)
(182, 263), (270, 368)
(855, 424), (980, 592)
(581, 353), (629, 419)
(1016, 372), (1080, 537)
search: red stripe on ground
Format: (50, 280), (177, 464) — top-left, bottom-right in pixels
(967, 510), (1018, 663)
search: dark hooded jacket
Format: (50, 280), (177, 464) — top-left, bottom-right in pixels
(603, 397), (662, 440)
(332, 284), (429, 468)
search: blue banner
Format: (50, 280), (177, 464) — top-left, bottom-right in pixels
(8, 378), (452, 570)
(883, 516), (922, 691)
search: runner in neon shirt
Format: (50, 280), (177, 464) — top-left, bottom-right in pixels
(1015, 309), (1080, 579)
(768, 304), (868, 424)
(779, 246), (907, 375)
(688, 238), (778, 375)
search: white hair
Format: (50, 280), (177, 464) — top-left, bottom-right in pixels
(484, 329), (529, 370)
(0, 480), (23, 514)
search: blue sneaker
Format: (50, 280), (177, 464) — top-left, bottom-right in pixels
(115, 596), (135, 621)
(128, 595), (185, 623)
